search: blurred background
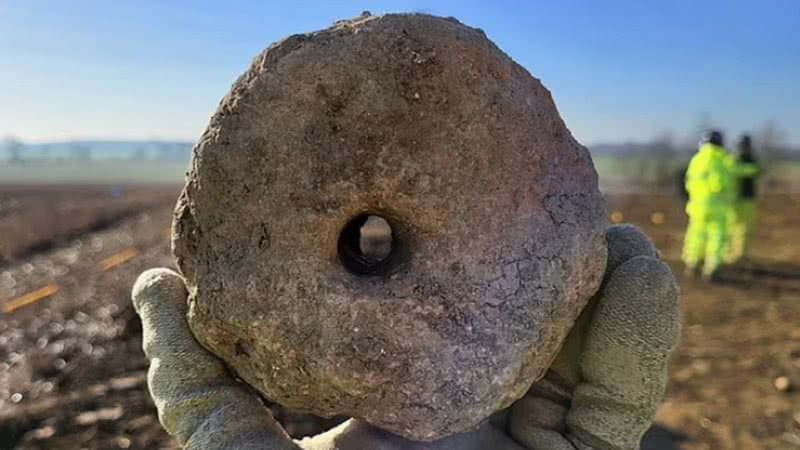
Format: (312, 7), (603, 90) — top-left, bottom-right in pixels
(1, 1), (798, 449)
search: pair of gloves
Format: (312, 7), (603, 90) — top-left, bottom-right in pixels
(132, 224), (680, 450)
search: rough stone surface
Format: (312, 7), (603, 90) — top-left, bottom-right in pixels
(172, 13), (608, 441)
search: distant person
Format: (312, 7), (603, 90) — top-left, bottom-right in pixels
(676, 165), (689, 202)
(725, 134), (761, 264)
(682, 130), (735, 280)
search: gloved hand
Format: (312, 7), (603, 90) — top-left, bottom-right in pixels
(132, 224), (680, 450)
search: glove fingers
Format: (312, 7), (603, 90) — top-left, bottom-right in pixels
(567, 256), (681, 450)
(132, 268), (297, 450)
(508, 396), (574, 449)
(604, 225), (658, 278)
(133, 268), (201, 357)
(510, 426), (579, 450)
(133, 268), (238, 394)
(508, 395), (568, 434)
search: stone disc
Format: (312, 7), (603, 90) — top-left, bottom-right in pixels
(172, 13), (607, 441)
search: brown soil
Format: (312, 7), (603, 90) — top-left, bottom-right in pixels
(0, 184), (798, 449)
(0, 185), (176, 264)
(606, 193), (800, 450)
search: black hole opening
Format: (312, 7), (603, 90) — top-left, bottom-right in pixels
(337, 214), (397, 276)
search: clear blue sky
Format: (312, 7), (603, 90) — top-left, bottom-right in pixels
(1, 0), (798, 146)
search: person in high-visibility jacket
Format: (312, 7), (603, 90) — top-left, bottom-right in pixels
(725, 134), (761, 264)
(682, 130), (736, 279)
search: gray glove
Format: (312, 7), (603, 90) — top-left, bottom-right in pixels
(507, 225), (681, 450)
(132, 224), (680, 450)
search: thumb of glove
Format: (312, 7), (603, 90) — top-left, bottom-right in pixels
(133, 268), (298, 450)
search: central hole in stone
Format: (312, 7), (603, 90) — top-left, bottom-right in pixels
(338, 214), (395, 275)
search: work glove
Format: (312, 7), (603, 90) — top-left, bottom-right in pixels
(132, 224), (680, 450)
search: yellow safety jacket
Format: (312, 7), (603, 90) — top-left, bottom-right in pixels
(685, 143), (735, 217)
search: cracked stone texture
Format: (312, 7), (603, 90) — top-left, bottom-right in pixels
(172, 13), (608, 441)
